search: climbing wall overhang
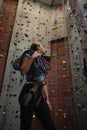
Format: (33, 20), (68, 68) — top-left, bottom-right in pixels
(32, 0), (66, 6)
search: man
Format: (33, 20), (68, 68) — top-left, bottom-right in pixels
(19, 43), (56, 130)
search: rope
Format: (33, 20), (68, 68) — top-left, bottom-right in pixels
(21, 49), (51, 75)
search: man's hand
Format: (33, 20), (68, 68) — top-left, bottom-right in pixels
(46, 100), (52, 111)
(31, 51), (41, 59)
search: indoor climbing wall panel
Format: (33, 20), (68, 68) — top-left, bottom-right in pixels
(9, 0), (67, 56)
(47, 38), (78, 130)
(67, 0), (87, 129)
(0, 0), (18, 91)
(0, 0), (3, 10)
(0, 0), (67, 130)
(77, 0), (87, 27)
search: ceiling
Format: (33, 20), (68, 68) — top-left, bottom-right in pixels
(33, 0), (66, 6)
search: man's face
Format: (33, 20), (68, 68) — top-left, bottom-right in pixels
(37, 44), (45, 54)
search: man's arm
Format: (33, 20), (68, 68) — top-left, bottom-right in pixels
(43, 84), (52, 110)
(20, 57), (34, 75)
(20, 51), (41, 75)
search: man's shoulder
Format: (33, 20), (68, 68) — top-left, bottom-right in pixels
(22, 49), (34, 58)
(23, 49), (34, 55)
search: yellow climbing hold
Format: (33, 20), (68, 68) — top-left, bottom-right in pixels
(62, 60), (66, 64)
(0, 40), (4, 43)
(59, 108), (62, 112)
(52, 25), (58, 30)
(0, 54), (4, 58)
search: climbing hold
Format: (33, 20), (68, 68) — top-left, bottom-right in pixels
(9, 93), (13, 97)
(0, 54), (4, 58)
(63, 113), (67, 118)
(70, 24), (73, 28)
(64, 126), (67, 129)
(0, 27), (3, 31)
(80, 37), (83, 43)
(59, 108), (62, 112)
(59, 7), (62, 11)
(15, 115), (18, 118)
(13, 93), (17, 97)
(82, 2), (87, 8)
(27, 20), (31, 23)
(52, 25), (58, 30)
(25, 16), (28, 18)
(79, 87), (84, 93)
(62, 60), (67, 67)
(25, 34), (29, 37)
(0, 40), (4, 43)
(51, 53), (56, 57)
(54, 19), (58, 24)
(62, 60), (66, 65)
(0, 105), (2, 109)
(83, 28), (87, 33)
(46, 19), (48, 22)
(62, 75), (66, 78)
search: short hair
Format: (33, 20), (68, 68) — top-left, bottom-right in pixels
(30, 43), (40, 51)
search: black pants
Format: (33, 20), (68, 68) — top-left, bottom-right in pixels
(19, 84), (56, 130)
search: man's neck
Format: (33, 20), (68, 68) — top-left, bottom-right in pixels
(37, 50), (43, 55)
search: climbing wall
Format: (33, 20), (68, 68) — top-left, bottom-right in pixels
(0, 0), (68, 130)
(67, 0), (87, 130)
(7, 0), (67, 56)
(29, 38), (79, 130)
(47, 38), (78, 130)
(0, 0), (3, 10)
(0, 0), (18, 93)
(78, 0), (87, 27)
